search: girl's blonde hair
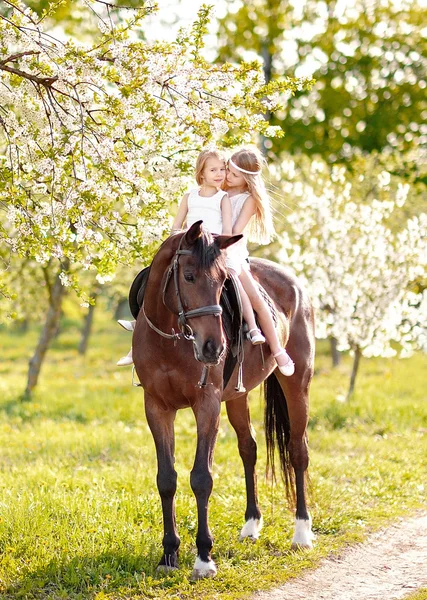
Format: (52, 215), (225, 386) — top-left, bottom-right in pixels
(195, 148), (226, 185)
(229, 147), (275, 245)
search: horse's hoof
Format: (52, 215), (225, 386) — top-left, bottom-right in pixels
(239, 516), (263, 542)
(156, 553), (179, 575)
(291, 541), (313, 550)
(156, 564), (178, 575)
(291, 516), (315, 550)
(191, 557), (217, 580)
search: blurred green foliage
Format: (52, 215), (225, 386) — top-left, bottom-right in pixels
(217, 0), (427, 178)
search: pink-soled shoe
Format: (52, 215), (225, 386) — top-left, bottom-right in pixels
(116, 348), (133, 366)
(272, 349), (295, 376)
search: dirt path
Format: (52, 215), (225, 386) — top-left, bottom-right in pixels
(254, 513), (427, 600)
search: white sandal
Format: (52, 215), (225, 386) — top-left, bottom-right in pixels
(117, 348), (133, 366)
(118, 319), (135, 331)
(249, 328), (266, 345)
(272, 349), (295, 376)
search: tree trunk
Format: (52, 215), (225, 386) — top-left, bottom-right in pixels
(78, 294), (97, 355)
(330, 336), (341, 367)
(347, 346), (361, 400)
(260, 42), (273, 155)
(24, 263), (68, 400)
(17, 319), (29, 333)
(114, 297), (128, 321)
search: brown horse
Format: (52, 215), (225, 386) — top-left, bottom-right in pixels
(132, 221), (315, 579)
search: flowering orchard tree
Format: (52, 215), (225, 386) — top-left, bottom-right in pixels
(0, 0), (309, 396)
(0, 1), (305, 295)
(275, 157), (427, 398)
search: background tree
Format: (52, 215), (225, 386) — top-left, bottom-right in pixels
(216, 0), (427, 175)
(1, 0), (301, 396)
(275, 156), (427, 398)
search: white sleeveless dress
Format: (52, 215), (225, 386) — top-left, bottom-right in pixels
(226, 191), (250, 275)
(186, 188), (227, 234)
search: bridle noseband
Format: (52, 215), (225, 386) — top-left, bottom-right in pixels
(142, 237), (223, 345)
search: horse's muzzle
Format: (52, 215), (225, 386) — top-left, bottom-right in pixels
(193, 337), (224, 365)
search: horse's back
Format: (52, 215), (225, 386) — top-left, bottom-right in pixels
(249, 257), (311, 316)
(223, 258), (315, 400)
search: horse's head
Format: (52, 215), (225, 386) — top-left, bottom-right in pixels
(160, 221), (242, 365)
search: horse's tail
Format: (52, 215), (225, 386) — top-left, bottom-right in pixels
(264, 372), (295, 504)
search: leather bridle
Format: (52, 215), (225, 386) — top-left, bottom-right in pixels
(142, 236), (223, 345)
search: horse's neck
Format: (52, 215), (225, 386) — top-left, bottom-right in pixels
(144, 257), (175, 324)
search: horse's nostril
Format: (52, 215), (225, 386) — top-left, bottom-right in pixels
(203, 338), (222, 360)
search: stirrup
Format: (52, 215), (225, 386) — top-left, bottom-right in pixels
(248, 328), (265, 345)
(272, 349), (295, 376)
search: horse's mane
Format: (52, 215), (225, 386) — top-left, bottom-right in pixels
(167, 229), (225, 275)
(192, 230), (224, 272)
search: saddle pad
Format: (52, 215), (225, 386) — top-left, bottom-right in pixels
(257, 281), (278, 326)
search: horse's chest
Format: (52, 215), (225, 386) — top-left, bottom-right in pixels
(137, 356), (204, 406)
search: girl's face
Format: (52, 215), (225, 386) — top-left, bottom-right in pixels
(226, 162), (247, 190)
(201, 157), (226, 187)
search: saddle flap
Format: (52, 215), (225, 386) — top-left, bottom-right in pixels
(221, 273), (244, 389)
(128, 266), (151, 319)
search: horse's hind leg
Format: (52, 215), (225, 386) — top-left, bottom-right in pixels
(226, 394), (263, 541)
(190, 395), (221, 580)
(266, 370), (314, 549)
(279, 373), (315, 549)
(144, 393), (180, 571)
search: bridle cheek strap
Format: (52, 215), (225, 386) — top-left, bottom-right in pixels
(145, 244), (223, 342)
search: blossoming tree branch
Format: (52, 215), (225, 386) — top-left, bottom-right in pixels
(0, 0), (313, 396)
(0, 0), (309, 301)
(275, 157), (427, 397)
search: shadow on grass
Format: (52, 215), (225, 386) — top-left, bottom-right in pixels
(3, 548), (189, 600)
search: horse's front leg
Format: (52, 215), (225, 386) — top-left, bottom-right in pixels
(226, 394), (263, 542)
(144, 393), (180, 571)
(190, 392), (221, 580)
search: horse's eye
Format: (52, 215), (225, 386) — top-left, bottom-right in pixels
(184, 272), (195, 283)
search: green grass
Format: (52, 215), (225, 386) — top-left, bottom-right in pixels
(404, 591), (427, 600)
(0, 316), (426, 599)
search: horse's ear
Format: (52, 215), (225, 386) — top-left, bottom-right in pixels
(185, 220), (203, 245)
(215, 234), (243, 251)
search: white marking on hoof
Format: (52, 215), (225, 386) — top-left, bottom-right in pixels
(239, 516), (263, 542)
(291, 516), (315, 549)
(191, 556), (217, 580)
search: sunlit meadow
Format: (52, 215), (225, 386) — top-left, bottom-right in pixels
(0, 307), (426, 599)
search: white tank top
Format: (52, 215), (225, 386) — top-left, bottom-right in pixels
(187, 188), (227, 235)
(226, 192), (250, 274)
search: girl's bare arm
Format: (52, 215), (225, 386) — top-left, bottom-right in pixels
(171, 193), (189, 232)
(220, 194), (232, 235)
(232, 195), (256, 234)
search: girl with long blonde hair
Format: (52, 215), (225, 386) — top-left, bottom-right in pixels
(224, 147), (294, 375)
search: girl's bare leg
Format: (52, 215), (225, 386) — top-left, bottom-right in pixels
(236, 277), (257, 331)
(232, 274), (265, 344)
(239, 270), (294, 372)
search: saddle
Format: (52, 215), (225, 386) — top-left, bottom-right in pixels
(128, 267), (244, 389)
